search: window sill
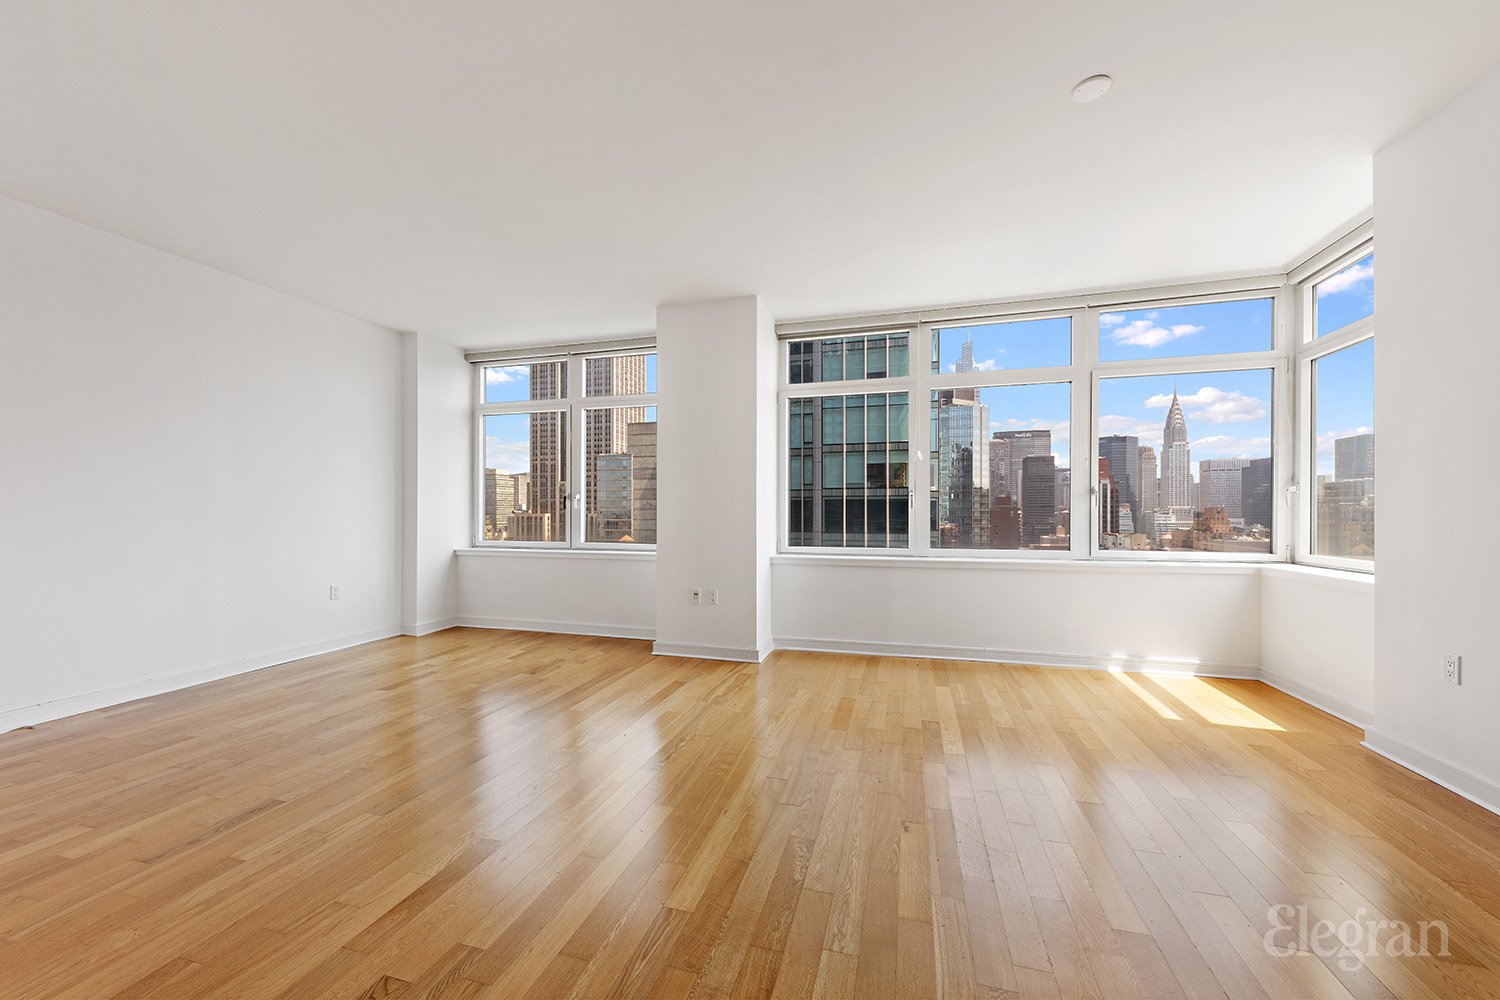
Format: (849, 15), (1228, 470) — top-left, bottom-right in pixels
(456, 547), (656, 561)
(1261, 562), (1374, 591)
(771, 553), (1266, 575)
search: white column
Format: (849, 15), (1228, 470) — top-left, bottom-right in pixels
(653, 296), (776, 661)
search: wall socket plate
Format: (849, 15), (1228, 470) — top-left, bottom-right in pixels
(329, 584), (341, 601)
(706, 589), (719, 606)
(1443, 652), (1461, 685)
(689, 588), (701, 605)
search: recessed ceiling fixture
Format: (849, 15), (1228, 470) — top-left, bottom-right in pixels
(1071, 74), (1112, 103)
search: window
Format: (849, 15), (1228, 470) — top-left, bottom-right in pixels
(1095, 369), (1273, 553)
(787, 391), (910, 548)
(1315, 252), (1374, 337)
(780, 238), (1377, 570)
(931, 316), (1070, 373)
(474, 345), (657, 547)
(930, 382), (1070, 550)
(1311, 342), (1374, 559)
(1098, 297), (1274, 362)
(1301, 239), (1375, 567)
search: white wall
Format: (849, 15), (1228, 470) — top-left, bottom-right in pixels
(455, 551), (655, 638)
(1370, 64), (1500, 808)
(401, 331), (471, 633)
(0, 195), (403, 726)
(1259, 566), (1374, 725)
(774, 558), (1263, 675)
(654, 297), (777, 660)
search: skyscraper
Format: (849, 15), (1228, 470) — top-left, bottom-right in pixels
(1198, 458), (1250, 521)
(1159, 390), (1194, 511)
(628, 420), (657, 544)
(483, 469), (520, 540)
(991, 429), (1051, 506)
(592, 453), (633, 540)
(583, 355), (649, 524)
(1241, 457), (1273, 531)
(1335, 432), (1375, 481)
(1138, 446), (1158, 538)
(1099, 435), (1142, 531)
(933, 390), (989, 546)
(1020, 454), (1056, 546)
(528, 360), (568, 541)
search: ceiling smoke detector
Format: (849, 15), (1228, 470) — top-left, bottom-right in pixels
(1071, 74), (1113, 103)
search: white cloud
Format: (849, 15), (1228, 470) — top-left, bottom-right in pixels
(1191, 435), (1270, 459)
(1315, 425), (1374, 454)
(484, 365), (526, 386)
(973, 358), (1000, 371)
(483, 436), (530, 474)
(1143, 386), (1266, 424)
(1318, 261), (1374, 296)
(1109, 319), (1204, 348)
(1100, 313), (1126, 327)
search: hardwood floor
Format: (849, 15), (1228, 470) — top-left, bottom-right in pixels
(2, 629), (1499, 999)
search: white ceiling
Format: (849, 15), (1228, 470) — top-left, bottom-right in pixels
(3, 2), (1499, 348)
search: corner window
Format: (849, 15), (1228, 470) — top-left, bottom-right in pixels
(474, 346), (657, 548)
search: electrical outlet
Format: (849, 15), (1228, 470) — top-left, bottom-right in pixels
(706, 589), (719, 606)
(1443, 652), (1461, 686)
(329, 584), (341, 601)
(689, 588), (701, 605)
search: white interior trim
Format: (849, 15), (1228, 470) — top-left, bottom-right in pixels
(1, 627), (400, 733)
(1362, 728), (1500, 818)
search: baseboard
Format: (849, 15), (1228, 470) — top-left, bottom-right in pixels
(1258, 668), (1373, 728)
(401, 618), (458, 637)
(455, 616), (655, 642)
(770, 636), (1259, 679)
(1362, 727), (1500, 818)
(652, 641), (766, 663)
(0, 626), (401, 733)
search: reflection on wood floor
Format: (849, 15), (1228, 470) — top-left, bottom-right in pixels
(2, 627), (1498, 998)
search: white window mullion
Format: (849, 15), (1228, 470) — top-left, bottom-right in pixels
(1074, 307), (1096, 559)
(909, 322), (934, 557)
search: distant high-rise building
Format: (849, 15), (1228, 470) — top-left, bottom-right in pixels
(1199, 458), (1250, 522)
(1099, 435), (1142, 531)
(628, 420), (657, 544)
(1241, 457), (1273, 531)
(1159, 391), (1194, 510)
(991, 429), (1050, 506)
(593, 452), (633, 540)
(1138, 447), (1158, 519)
(1020, 455), (1056, 546)
(528, 360), (568, 541)
(988, 494), (1021, 548)
(1335, 432), (1375, 481)
(583, 355), (649, 524)
(934, 390), (989, 546)
(1055, 468), (1071, 515)
(505, 511), (553, 541)
(483, 469), (520, 540)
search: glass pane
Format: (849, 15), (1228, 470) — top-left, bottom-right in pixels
(584, 352), (655, 396)
(933, 316), (1070, 374)
(1096, 370), (1273, 553)
(584, 406), (657, 544)
(1315, 252), (1375, 337)
(482, 411), (567, 542)
(1098, 298), (1273, 362)
(930, 383), (1070, 551)
(1313, 340), (1375, 559)
(787, 392), (910, 548)
(482, 360), (566, 403)
(789, 332), (910, 384)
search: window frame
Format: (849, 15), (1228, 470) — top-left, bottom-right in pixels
(778, 275), (1295, 563)
(1292, 229), (1376, 573)
(472, 344), (658, 550)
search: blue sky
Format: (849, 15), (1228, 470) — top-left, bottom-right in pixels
(483, 355), (658, 475)
(936, 316), (1070, 372)
(1098, 369), (1273, 469)
(1316, 253), (1375, 335)
(1099, 298), (1273, 362)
